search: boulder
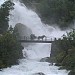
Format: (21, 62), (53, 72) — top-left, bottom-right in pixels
(14, 23), (33, 47)
(68, 70), (75, 75)
(33, 72), (45, 75)
(14, 23), (32, 38)
(40, 57), (51, 62)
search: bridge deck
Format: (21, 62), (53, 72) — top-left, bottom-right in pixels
(19, 40), (53, 43)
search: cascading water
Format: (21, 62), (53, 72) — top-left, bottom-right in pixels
(0, 0), (69, 75)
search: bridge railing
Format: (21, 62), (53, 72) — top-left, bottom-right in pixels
(19, 36), (55, 41)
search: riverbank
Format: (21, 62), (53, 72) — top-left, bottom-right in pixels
(50, 29), (75, 75)
(0, 43), (68, 75)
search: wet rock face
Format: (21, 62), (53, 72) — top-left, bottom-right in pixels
(50, 41), (62, 63)
(14, 23), (33, 47)
(33, 72), (45, 75)
(14, 23), (32, 37)
(40, 57), (51, 62)
(68, 70), (75, 75)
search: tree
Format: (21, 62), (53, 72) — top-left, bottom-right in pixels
(51, 29), (75, 71)
(0, 0), (14, 34)
(23, 0), (75, 29)
(0, 31), (23, 68)
(0, 1), (24, 68)
(36, 0), (75, 29)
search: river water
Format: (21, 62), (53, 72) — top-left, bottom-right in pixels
(0, 0), (69, 75)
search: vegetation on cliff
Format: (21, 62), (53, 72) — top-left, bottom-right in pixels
(22, 0), (75, 29)
(50, 29), (75, 75)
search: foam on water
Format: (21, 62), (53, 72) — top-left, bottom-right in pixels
(0, 58), (68, 75)
(23, 43), (51, 59)
(0, 0), (69, 75)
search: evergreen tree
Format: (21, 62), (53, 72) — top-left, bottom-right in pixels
(0, 1), (24, 68)
(51, 29), (75, 73)
(22, 0), (75, 29)
(0, 0), (14, 34)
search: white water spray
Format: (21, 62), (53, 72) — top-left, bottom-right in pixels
(0, 0), (69, 75)
(9, 1), (66, 38)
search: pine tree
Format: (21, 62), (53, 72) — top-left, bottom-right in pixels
(0, 0), (14, 34)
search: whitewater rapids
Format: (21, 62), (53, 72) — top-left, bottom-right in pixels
(0, 0), (69, 75)
(0, 43), (68, 75)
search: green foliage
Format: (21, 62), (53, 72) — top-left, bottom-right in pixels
(51, 29), (75, 74)
(60, 46), (75, 70)
(55, 51), (66, 64)
(0, 32), (23, 68)
(36, 0), (75, 29)
(22, 0), (41, 9)
(0, 0), (14, 34)
(0, 0), (24, 69)
(61, 54), (75, 70)
(68, 70), (75, 75)
(22, 0), (75, 29)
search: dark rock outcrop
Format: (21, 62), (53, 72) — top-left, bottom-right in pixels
(33, 72), (45, 75)
(40, 57), (51, 62)
(14, 23), (33, 47)
(14, 23), (32, 38)
(50, 41), (62, 63)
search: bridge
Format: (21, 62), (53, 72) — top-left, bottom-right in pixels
(19, 35), (55, 43)
(19, 40), (53, 43)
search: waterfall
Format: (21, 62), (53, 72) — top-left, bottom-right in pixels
(9, 0), (66, 38)
(0, 0), (69, 75)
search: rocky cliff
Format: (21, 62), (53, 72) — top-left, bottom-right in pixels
(14, 23), (32, 47)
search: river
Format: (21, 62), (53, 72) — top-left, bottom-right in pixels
(0, 0), (69, 75)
